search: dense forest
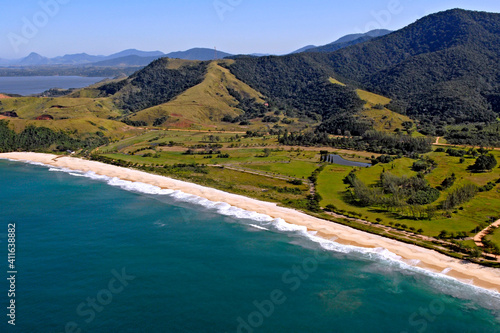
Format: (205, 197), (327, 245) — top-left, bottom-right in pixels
(0, 120), (108, 153)
(228, 9), (500, 134)
(320, 9), (500, 125)
(225, 55), (364, 130)
(444, 123), (500, 146)
(98, 58), (208, 113)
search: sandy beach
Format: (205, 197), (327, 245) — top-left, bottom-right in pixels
(2, 152), (500, 293)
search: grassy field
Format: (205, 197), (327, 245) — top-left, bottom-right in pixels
(6, 116), (140, 140)
(329, 77), (346, 86)
(486, 227), (500, 245)
(0, 96), (120, 120)
(245, 160), (320, 178)
(316, 150), (500, 238)
(0, 94), (141, 139)
(200, 167), (310, 204)
(354, 88), (414, 133)
(356, 89), (391, 106)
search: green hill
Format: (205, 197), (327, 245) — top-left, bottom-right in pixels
(226, 9), (500, 136)
(321, 9), (500, 129)
(97, 58), (208, 113)
(128, 61), (267, 128)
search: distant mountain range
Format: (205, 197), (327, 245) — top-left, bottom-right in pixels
(290, 29), (392, 54)
(0, 30), (394, 67)
(0, 48), (234, 67)
(290, 45), (317, 54)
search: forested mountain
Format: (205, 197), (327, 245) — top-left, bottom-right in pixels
(51, 53), (105, 64)
(106, 49), (165, 60)
(318, 9), (500, 128)
(8, 9), (498, 139)
(0, 48), (232, 67)
(290, 45), (317, 54)
(2, 50), (162, 66)
(224, 9), (500, 135)
(225, 55), (364, 125)
(93, 9), (500, 136)
(97, 58), (208, 112)
(304, 29), (392, 53)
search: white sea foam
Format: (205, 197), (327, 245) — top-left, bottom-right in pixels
(49, 167), (81, 174)
(6, 158), (500, 302)
(69, 173), (85, 177)
(249, 224), (269, 231)
(23, 160), (47, 167)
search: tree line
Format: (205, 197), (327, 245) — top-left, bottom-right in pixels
(0, 120), (108, 153)
(278, 130), (433, 155)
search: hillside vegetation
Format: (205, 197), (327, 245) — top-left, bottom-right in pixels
(98, 58), (209, 113)
(321, 9), (500, 129)
(128, 61), (266, 128)
(226, 9), (500, 136)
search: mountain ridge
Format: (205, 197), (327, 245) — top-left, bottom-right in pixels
(291, 29), (392, 54)
(318, 8), (500, 128)
(0, 48), (234, 66)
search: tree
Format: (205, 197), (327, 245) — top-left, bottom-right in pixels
(470, 154), (497, 171)
(442, 184), (478, 210)
(439, 173), (456, 190)
(342, 170), (358, 188)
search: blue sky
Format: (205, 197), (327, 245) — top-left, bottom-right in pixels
(1, 0), (500, 59)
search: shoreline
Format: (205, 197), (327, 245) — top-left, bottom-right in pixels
(2, 152), (500, 294)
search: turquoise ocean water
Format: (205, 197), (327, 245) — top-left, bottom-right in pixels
(0, 159), (499, 333)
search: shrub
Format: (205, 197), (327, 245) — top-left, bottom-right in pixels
(325, 204), (337, 212)
(469, 154), (497, 171)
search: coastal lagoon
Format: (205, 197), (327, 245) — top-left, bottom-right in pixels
(0, 76), (108, 96)
(1, 159), (499, 333)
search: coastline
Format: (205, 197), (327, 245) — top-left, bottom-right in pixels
(2, 152), (500, 294)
